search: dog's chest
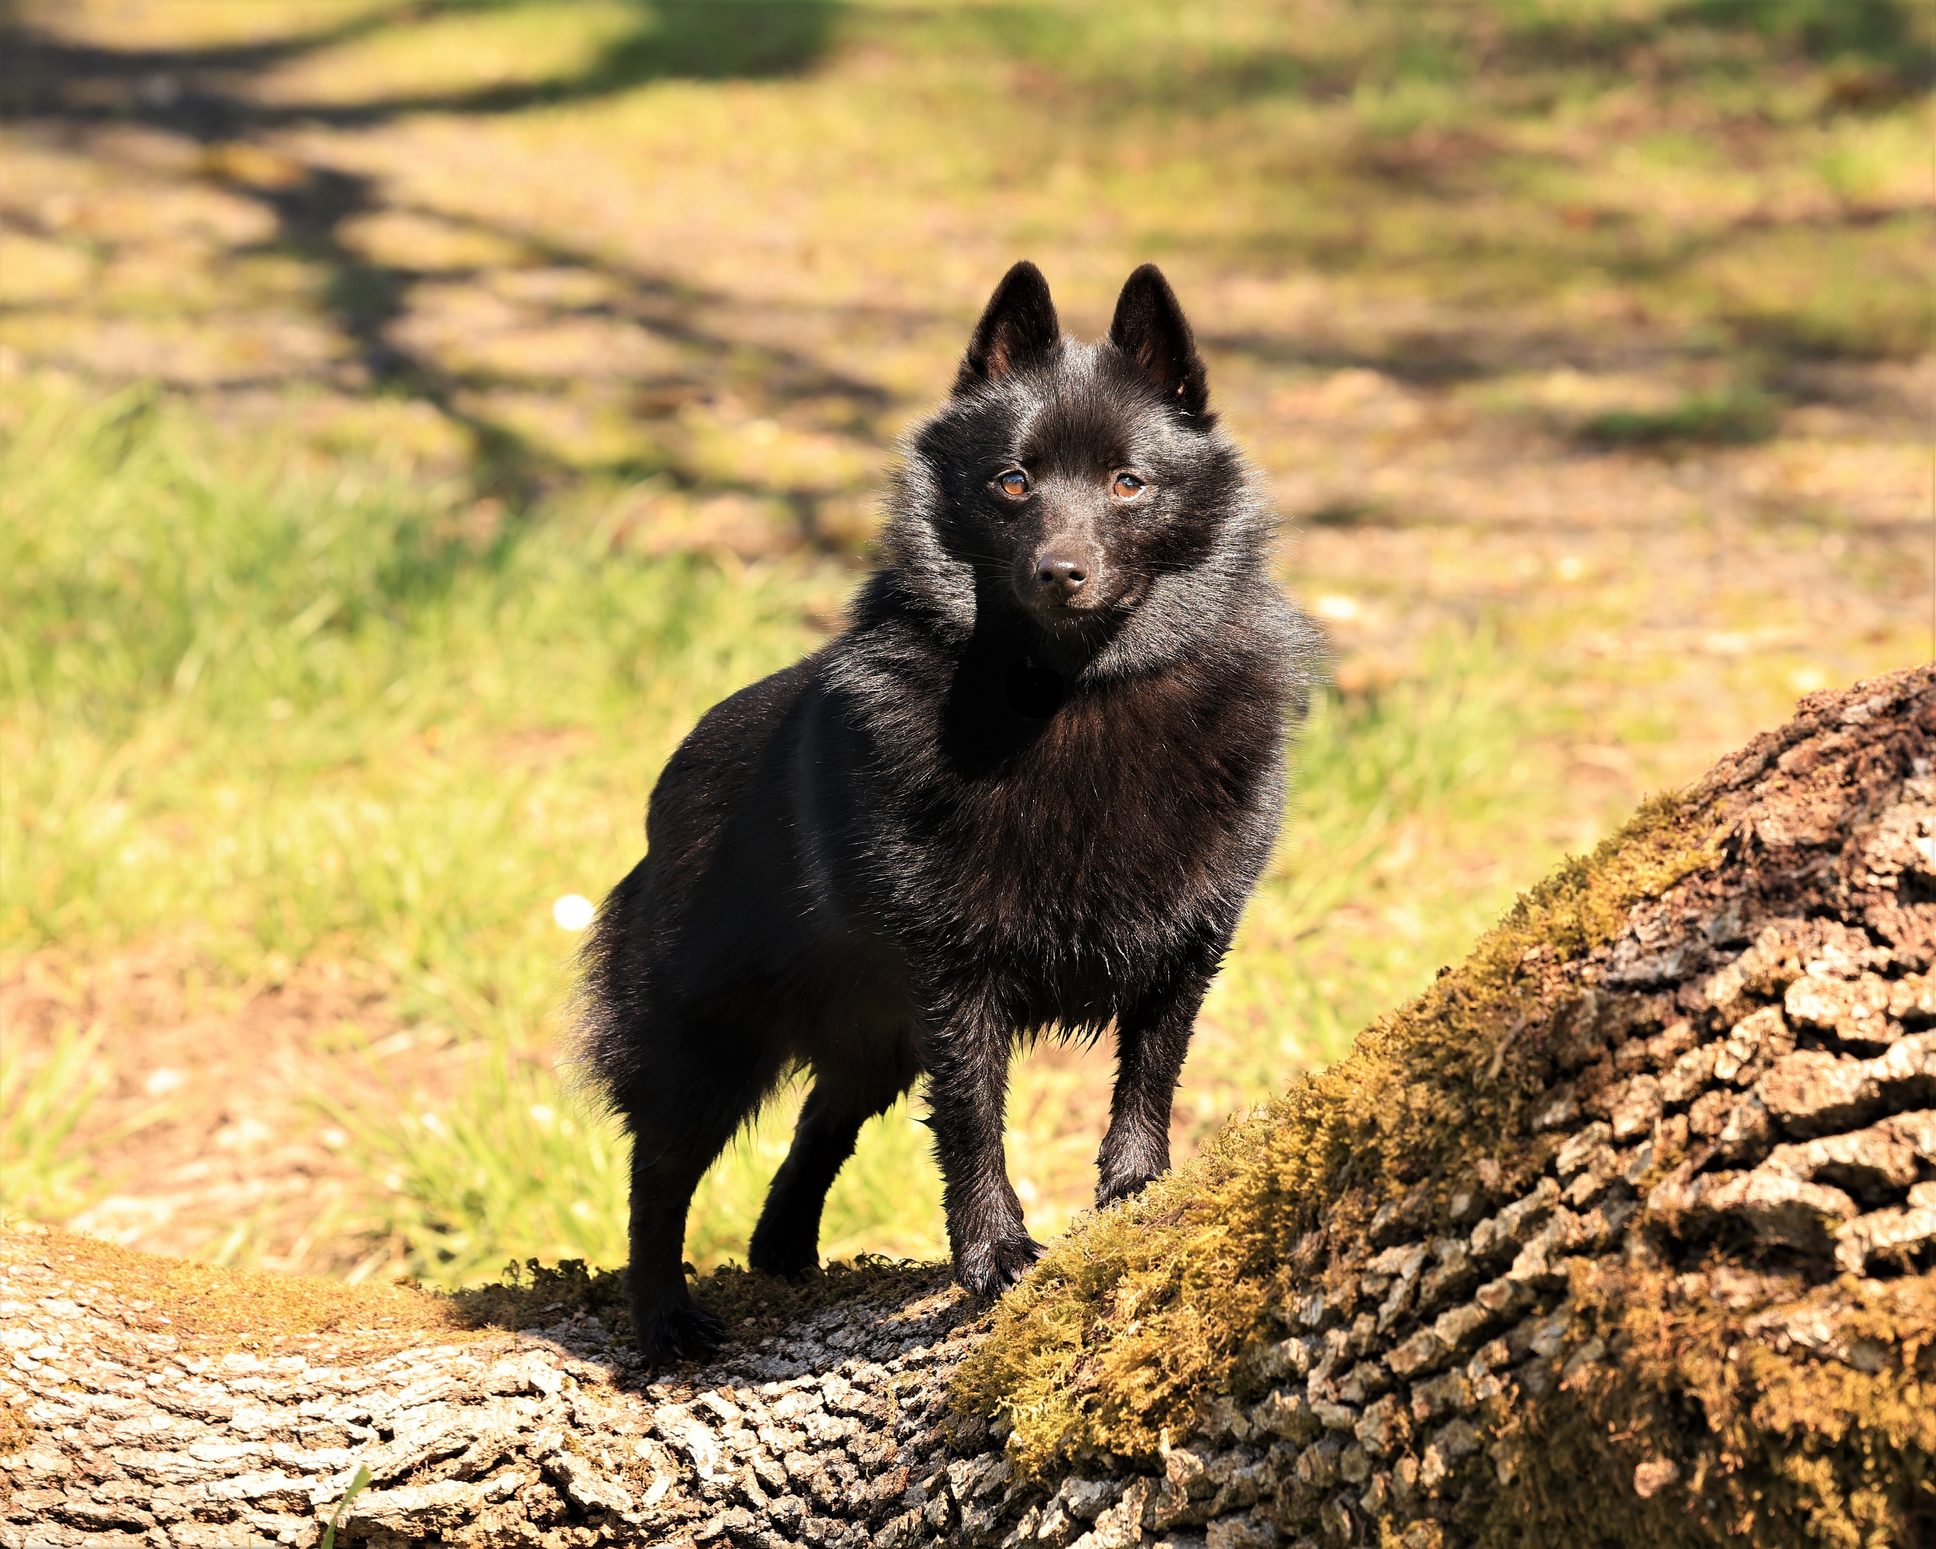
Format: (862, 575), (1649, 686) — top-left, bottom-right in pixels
(915, 673), (1278, 949)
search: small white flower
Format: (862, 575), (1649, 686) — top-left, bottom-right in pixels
(1313, 593), (1360, 622)
(528, 1103), (556, 1127)
(552, 893), (596, 931)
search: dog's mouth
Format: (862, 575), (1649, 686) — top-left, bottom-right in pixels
(1028, 598), (1106, 627)
(1023, 582), (1159, 639)
(1017, 583), (1119, 625)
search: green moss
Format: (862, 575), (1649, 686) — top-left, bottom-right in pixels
(1486, 1265), (1936, 1548)
(954, 794), (1719, 1474)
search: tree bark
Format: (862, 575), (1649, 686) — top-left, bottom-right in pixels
(3, 665), (1932, 1549)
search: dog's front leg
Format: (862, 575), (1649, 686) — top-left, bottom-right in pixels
(919, 1007), (1040, 1297)
(1096, 973), (1212, 1209)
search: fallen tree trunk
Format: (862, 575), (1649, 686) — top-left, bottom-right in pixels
(3, 664), (1932, 1549)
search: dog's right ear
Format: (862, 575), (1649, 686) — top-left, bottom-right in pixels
(955, 261), (1061, 393)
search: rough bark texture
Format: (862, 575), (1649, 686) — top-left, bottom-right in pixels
(3, 665), (1932, 1549)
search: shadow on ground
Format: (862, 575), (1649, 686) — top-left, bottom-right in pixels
(0, 0), (876, 513)
(449, 1253), (965, 1391)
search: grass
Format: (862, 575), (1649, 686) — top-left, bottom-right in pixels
(3, 390), (828, 992)
(0, 1024), (114, 1223)
(1578, 385), (1782, 450)
(321, 1465), (373, 1549)
(0, 0), (1929, 1287)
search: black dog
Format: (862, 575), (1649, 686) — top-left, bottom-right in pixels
(579, 261), (1315, 1363)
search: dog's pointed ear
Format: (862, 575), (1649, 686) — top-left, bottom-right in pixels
(955, 261), (1061, 393)
(1109, 264), (1210, 422)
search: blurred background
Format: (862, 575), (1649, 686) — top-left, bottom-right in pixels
(1, 0), (1929, 1289)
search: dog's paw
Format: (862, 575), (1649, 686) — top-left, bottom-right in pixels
(747, 1228), (819, 1280)
(632, 1300), (727, 1366)
(1094, 1168), (1161, 1210)
(955, 1232), (1044, 1299)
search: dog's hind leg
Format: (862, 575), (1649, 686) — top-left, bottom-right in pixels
(748, 1055), (917, 1278)
(621, 1025), (782, 1366)
(625, 1126), (733, 1365)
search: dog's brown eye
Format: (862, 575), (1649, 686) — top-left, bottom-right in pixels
(996, 470), (1030, 498)
(1111, 472), (1146, 498)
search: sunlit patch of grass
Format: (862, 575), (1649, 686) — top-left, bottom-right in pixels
(1, 389), (840, 1014)
(1702, 217), (1936, 360)
(1222, 630), (1553, 1029)
(340, 1041), (949, 1287)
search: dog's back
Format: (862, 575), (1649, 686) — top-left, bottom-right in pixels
(581, 658), (894, 1094)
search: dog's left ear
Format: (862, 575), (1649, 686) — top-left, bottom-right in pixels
(1109, 264), (1211, 422)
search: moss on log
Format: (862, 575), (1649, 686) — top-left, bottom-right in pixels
(2, 665), (1931, 1548)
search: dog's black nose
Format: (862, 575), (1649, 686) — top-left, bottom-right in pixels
(1035, 558), (1087, 597)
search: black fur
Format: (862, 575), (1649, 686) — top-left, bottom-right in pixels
(578, 261), (1318, 1364)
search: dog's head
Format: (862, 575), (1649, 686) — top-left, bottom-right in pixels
(884, 262), (1272, 676)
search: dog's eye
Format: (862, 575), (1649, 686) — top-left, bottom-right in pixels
(995, 470), (1030, 498)
(1111, 472), (1146, 499)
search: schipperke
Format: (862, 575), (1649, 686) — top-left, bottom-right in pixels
(579, 262), (1316, 1363)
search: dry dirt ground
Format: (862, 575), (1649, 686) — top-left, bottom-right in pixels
(1, 950), (446, 1276)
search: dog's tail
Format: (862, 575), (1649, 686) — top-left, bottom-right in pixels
(563, 861), (650, 1113)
